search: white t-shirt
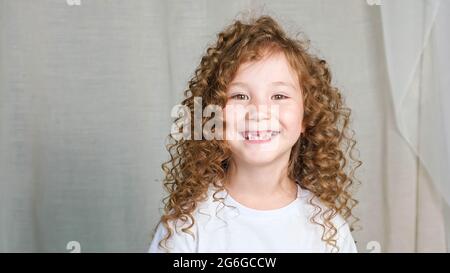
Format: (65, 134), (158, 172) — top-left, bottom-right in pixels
(149, 183), (357, 253)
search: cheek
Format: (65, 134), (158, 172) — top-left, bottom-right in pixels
(223, 105), (247, 131)
(223, 106), (237, 132)
(279, 106), (303, 136)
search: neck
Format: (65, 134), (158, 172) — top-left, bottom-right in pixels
(224, 152), (297, 200)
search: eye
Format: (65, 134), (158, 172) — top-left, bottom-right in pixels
(272, 94), (289, 100)
(230, 94), (250, 100)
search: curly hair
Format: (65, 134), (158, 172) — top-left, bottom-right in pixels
(153, 15), (362, 252)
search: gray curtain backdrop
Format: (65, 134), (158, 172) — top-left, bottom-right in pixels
(0, 0), (447, 252)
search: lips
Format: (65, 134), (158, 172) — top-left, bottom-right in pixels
(240, 130), (280, 141)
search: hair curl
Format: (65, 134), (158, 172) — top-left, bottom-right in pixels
(153, 15), (362, 252)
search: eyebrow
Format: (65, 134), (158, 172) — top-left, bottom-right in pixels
(229, 81), (297, 89)
(271, 81), (297, 89)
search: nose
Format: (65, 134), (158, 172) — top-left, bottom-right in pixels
(246, 104), (271, 121)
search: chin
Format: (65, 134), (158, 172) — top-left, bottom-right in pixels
(239, 156), (280, 166)
(233, 147), (287, 166)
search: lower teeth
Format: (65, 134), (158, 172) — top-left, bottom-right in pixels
(244, 132), (278, 141)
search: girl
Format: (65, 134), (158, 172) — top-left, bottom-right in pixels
(149, 15), (361, 253)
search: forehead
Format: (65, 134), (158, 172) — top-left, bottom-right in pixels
(231, 51), (300, 89)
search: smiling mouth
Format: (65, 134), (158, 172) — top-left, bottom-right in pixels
(240, 130), (280, 141)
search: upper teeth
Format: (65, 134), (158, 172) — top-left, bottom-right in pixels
(242, 131), (279, 140)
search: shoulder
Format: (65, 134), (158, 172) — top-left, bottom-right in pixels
(148, 216), (198, 253)
(148, 187), (221, 253)
(299, 188), (358, 253)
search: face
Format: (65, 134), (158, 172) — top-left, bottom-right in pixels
(224, 51), (304, 166)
